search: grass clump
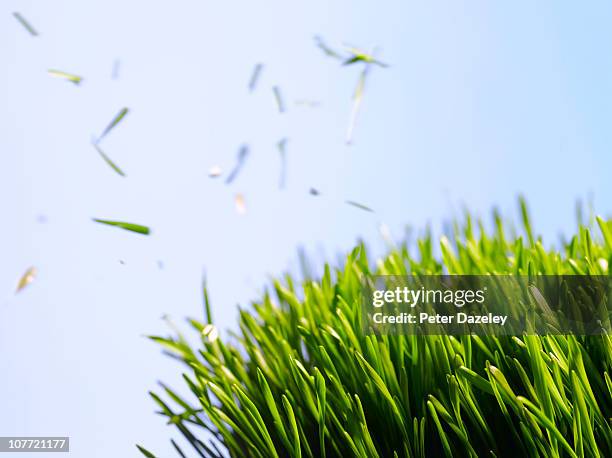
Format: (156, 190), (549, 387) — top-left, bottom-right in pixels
(143, 201), (612, 457)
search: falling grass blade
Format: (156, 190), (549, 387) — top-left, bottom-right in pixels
(92, 219), (150, 235)
(225, 145), (249, 184)
(16, 267), (37, 293)
(93, 144), (125, 177)
(314, 36), (344, 60)
(427, 400), (453, 458)
(235, 194), (246, 215)
(345, 200), (374, 213)
(248, 63), (264, 92)
(273, 86), (285, 113)
(341, 46), (389, 68)
(13, 12), (38, 36)
(98, 108), (129, 142)
(346, 65), (369, 145)
(48, 69), (82, 85)
(278, 138), (288, 189)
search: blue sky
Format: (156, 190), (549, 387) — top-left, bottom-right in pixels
(1, 1), (611, 456)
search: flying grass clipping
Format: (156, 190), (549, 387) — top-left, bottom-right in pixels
(48, 69), (83, 85)
(93, 143), (126, 177)
(98, 108), (129, 143)
(16, 267), (37, 293)
(13, 12), (38, 36)
(314, 36), (388, 145)
(248, 63), (264, 92)
(92, 219), (151, 235)
(225, 145), (249, 184)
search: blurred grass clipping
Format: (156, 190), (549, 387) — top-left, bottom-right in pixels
(143, 202), (612, 457)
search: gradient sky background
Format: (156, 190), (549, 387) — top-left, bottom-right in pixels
(1, 0), (611, 456)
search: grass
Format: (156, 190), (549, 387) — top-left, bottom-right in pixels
(141, 199), (612, 457)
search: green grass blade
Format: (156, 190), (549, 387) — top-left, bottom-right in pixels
(99, 108), (129, 141)
(48, 69), (82, 85)
(13, 12), (38, 36)
(93, 144), (126, 176)
(92, 218), (150, 235)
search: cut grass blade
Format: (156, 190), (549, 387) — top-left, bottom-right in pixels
(225, 145), (249, 184)
(16, 267), (37, 293)
(234, 194), (246, 215)
(346, 65), (369, 145)
(98, 108), (129, 142)
(345, 200), (374, 213)
(314, 36), (344, 60)
(201, 272), (213, 324)
(92, 219), (150, 235)
(273, 86), (285, 113)
(248, 63), (264, 92)
(13, 12), (38, 36)
(93, 143), (125, 177)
